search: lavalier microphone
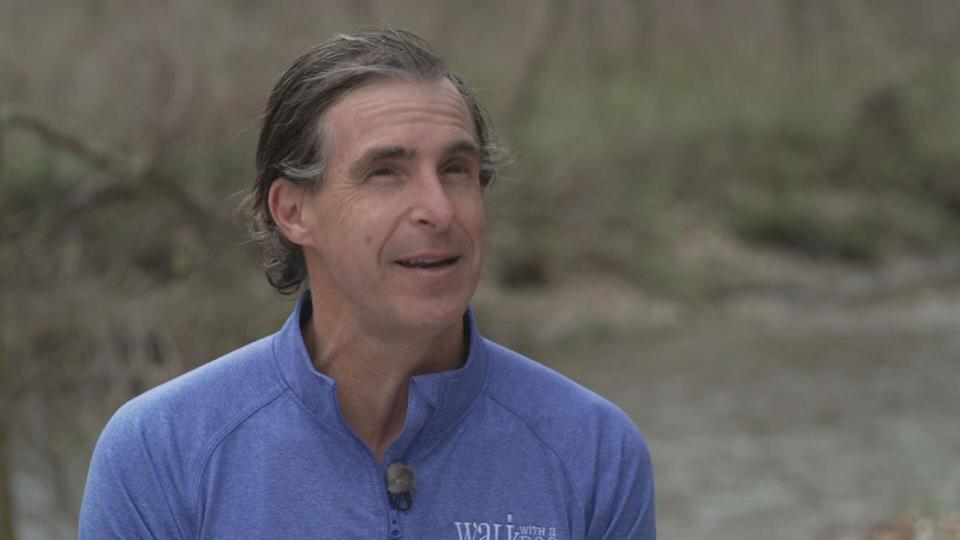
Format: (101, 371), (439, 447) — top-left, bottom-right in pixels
(385, 462), (416, 511)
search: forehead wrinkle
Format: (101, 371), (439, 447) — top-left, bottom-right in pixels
(340, 108), (474, 163)
(334, 80), (473, 132)
(350, 101), (471, 129)
(325, 79), (478, 171)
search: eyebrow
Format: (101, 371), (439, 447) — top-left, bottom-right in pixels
(348, 139), (481, 177)
(368, 146), (416, 163)
(442, 139), (481, 158)
(348, 146), (414, 178)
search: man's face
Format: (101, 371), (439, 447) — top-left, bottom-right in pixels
(299, 77), (486, 336)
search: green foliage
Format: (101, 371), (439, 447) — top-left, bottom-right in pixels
(730, 196), (882, 262)
(728, 187), (957, 262)
(4, 140), (62, 206)
(504, 55), (960, 291)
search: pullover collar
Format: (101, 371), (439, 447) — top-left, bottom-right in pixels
(272, 292), (489, 450)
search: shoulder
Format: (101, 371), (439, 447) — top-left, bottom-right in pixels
(479, 338), (656, 538)
(93, 334), (287, 495)
(82, 334), (289, 537)
(481, 337), (646, 449)
(113, 334), (285, 437)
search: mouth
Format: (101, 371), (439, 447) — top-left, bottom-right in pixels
(394, 256), (460, 269)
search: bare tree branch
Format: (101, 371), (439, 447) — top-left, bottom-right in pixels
(0, 104), (228, 238)
(0, 105), (144, 176)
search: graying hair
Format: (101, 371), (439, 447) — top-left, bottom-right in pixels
(241, 28), (506, 295)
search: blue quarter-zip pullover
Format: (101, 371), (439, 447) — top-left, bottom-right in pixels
(80, 295), (655, 539)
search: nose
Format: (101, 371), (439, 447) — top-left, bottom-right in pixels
(409, 173), (455, 232)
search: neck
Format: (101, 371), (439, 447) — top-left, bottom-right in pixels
(302, 299), (466, 463)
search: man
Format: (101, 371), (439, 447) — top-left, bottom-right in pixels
(80, 28), (655, 539)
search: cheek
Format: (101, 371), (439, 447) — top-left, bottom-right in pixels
(459, 196), (486, 238)
(321, 196), (400, 262)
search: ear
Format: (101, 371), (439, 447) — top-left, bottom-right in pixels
(268, 178), (315, 248)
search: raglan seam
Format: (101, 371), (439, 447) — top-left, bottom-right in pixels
(482, 392), (587, 525)
(189, 383), (287, 519)
(138, 423), (188, 540)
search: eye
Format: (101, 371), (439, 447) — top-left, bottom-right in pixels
(443, 162), (472, 177)
(367, 166), (398, 180)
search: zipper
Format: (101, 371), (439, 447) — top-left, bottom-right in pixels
(326, 387), (404, 538)
(388, 508), (402, 538)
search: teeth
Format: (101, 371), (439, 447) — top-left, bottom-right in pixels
(397, 257), (456, 267)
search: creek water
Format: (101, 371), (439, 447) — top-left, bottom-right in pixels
(544, 284), (960, 539)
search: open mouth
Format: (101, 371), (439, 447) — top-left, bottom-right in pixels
(395, 256), (460, 269)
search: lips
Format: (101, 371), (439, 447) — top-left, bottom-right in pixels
(394, 256), (460, 269)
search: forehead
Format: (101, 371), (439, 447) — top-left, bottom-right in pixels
(323, 77), (476, 158)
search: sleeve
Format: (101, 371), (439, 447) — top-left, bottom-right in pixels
(586, 421), (656, 540)
(79, 406), (187, 540)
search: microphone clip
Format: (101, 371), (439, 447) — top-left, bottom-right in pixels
(388, 491), (413, 511)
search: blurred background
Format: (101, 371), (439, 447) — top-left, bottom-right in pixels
(2, 0), (959, 538)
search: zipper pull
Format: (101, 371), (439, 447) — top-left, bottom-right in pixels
(389, 508), (402, 539)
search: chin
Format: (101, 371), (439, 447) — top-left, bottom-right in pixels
(395, 298), (470, 334)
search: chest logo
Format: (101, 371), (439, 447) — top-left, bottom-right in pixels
(453, 513), (559, 540)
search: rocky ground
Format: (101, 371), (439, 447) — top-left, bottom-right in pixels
(474, 253), (960, 540)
